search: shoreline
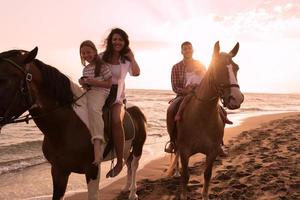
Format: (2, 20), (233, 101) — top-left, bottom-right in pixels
(67, 111), (300, 200)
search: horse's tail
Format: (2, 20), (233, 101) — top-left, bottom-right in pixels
(166, 152), (180, 177)
(127, 106), (147, 157)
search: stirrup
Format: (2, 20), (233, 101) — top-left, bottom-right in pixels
(164, 141), (175, 153)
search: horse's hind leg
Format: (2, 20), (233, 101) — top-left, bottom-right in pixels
(122, 154), (133, 192)
(125, 106), (146, 199)
(166, 152), (180, 177)
(202, 154), (217, 200)
(128, 155), (141, 200)
(180, 152), (190, 200)
(51, 166), (70, 200)
(127, 139), (144, 200)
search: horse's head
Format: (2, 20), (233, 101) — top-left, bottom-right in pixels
(0, 47), (38, 127)
(210, 41), (244, 109)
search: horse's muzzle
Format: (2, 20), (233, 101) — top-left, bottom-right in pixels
(227, 102), (241, 110)
(226, 93), (244, 110)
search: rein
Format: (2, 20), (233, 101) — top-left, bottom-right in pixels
(3, 90), (89, 125)
(192, 90), (219, 102)
(0, 58), (88, 125)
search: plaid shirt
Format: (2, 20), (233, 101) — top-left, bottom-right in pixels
(171, 60), (206, 96)
(171, 61), (186, 95)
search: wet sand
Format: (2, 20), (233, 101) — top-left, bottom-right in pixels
(68, 112), (300, 200)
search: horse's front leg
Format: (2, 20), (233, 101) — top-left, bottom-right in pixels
(86, 165), (100, 200)
(128, 155), (141, 200)
(179, 151), (190, 200)
(202, 153), (217, 200)
(51, 166), (70, 200)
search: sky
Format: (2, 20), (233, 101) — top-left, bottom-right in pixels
(1, 0), (300, 93)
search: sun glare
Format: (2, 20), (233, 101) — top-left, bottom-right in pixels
(1, 0), (299, 93)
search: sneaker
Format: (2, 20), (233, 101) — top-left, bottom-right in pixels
(164, 141), (175, 153)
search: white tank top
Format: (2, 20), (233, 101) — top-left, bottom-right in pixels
(185, 72), (203, 86)
(110, 64), (121, 84)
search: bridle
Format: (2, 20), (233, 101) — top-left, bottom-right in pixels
(216, 82), (240, 107)
(0, 57), (88, 126)
(193, 59), (240, 107)
(0, 58), (34, 125)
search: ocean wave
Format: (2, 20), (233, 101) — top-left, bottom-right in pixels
(238, 107), (265, 112)
(0, 140), (44, 175)
(0, 156), (46, 175)
(0, 140), (42, 149)
(236, 107), (297, 113)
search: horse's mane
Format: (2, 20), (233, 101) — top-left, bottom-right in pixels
(0, 49), (74, 106)
(33, 59), (75, 106)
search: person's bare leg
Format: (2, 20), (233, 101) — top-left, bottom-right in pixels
(174, 103), (184, 121)
(106, 103), (125, 178)
(175, 94), (192, 121)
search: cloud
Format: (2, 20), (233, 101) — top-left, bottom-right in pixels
(211, 1), (300, 41)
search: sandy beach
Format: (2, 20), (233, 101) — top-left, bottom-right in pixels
(66, 112), (300, 200)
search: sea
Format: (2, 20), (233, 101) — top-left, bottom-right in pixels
(0, 90), (299, 199)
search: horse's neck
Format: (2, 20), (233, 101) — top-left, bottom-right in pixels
(194, 68), (219, 106)
(29, 88), (75, 135)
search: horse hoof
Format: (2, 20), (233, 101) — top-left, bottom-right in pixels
(202, 194), (209, 200)
(129, 193), (138, 200)
(174, 170), (181, 177)
(180, 193), (187, 200)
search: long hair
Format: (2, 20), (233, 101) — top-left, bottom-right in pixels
(79, 40), (103, 77)
(102, 28), (130, 64)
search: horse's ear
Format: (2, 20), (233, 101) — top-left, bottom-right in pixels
(229, 42), (239, 57)
(23, 47), (38, 64)
(213, 41), (220, 58)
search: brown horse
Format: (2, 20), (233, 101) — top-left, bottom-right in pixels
(0, 48), (146, 200)
(167, 41), (244, 199)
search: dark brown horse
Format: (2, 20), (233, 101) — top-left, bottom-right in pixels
(167, 41), (244, 199)
(0, 48), (146, 200)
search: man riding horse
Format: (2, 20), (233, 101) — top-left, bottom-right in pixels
(165, 41), (232, 154)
